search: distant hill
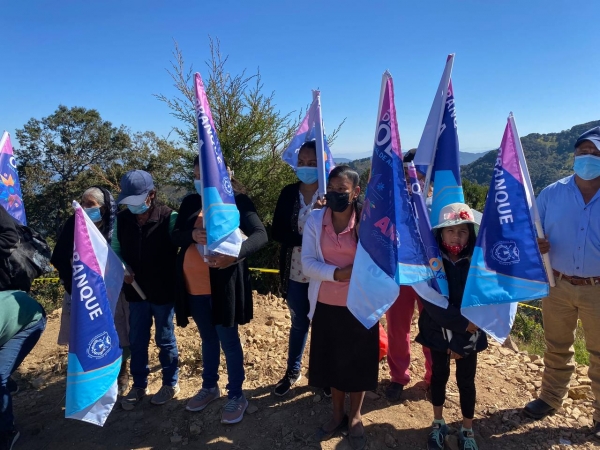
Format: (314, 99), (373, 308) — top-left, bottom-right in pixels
(334, 157), (352, 164)
(461, 120), (600, 194)
(346, 150), (490, 175)
(459, 150), (492, 165)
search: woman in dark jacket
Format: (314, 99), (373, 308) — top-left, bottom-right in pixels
(51, 186), (131, 395)
(415, 203), (487, 450)
(271, 140), (325, 397)
(172, 156), (267, 424)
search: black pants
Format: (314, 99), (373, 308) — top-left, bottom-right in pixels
(430, 349), (477, 419)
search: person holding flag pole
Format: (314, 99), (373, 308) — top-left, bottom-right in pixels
(272, 91), (332, 398)
(522, 126), (600, 439)
(112, 170), (181, 410)
(172, 72), (267, 425)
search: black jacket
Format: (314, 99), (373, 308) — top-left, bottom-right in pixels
(271, 182), (303, 298)
(51, 186), (116, 295)
(172, 193), (267, 328)
(116, 204), (178, 305)
(416, 255), (488, 357)
(0, 205), (19, 289)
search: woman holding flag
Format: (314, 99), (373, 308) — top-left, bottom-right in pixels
(272, 140), (326, 397)
(172, 156), (267, 424)
(301, 165), (376, 450)
(51, 186), (131, 395)
(415, 203), (486, 450)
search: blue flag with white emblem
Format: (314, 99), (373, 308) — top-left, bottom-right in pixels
(461, 115), (549, 343)
(66, 201), (124, 426)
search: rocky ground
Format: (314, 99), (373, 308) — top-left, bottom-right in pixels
(11, 292), (599, 449)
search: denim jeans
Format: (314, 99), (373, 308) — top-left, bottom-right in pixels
(188, 295), (245, 399)
(0, 316), (46, 432)
(285, 280), (310, 375)
(128, 301), (179, 389)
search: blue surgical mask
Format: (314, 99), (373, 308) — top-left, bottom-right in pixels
(84, 207), (102, 223)
(127, 203), (149, 215)
(194, 180), (202, 195)
(574, 155), (600, 181)
(296, 167), (318, 185)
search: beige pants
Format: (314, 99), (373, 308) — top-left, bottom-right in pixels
(58, 290), (130, 347)
(540, 278), (600, 421)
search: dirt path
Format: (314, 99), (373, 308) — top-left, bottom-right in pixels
(11, 293), (598, 449)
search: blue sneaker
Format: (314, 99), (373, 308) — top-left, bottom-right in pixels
(427, 421), (448, 450)
(458, 428), (479, 450)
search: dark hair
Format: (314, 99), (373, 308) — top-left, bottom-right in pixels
(299, 140), (317, 155)
(193, 155), (246, 194)
(328, 165), (362, 239)
(402, 148), (417, 164)
(435, 223), (477, 259)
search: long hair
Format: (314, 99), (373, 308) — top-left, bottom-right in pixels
(435, 223), (477, 259)
(327, 165), (362, 240)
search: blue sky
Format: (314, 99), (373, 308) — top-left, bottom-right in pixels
(2, 0), (598, 159)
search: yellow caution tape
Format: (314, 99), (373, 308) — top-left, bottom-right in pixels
(32, 278), (61, 284)
(518, 302), (542, 312)
(249, 268), (280, 274)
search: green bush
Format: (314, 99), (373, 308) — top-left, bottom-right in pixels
(30, 275), (64, 314)
(511, 304), (589, 366)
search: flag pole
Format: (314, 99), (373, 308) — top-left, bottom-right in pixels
(509, 113), (555, 286)
(313, 90), (327, 198)
(194, 75), (209, 258)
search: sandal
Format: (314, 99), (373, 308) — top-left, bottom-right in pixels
(348, 421), (367, 450)
(312, 415), (348, 442)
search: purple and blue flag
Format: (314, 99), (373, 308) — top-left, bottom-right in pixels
(414, 55), (465, 226)
(66, 201), (124, 426)
(0, 131), (27, 225)
(194, 72), (243, 257)
(461, 115), (549, 343)
(347, 72), (442, 329)
(281, 91), (335, 196)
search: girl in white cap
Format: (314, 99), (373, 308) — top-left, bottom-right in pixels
(415, 202), (487, 450)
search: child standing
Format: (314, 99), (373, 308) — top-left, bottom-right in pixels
(416, 203), (488, 450)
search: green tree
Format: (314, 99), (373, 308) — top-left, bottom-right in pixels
(155, 38), (343, 223)
(463, 179), (488, 211)
(15, 105), (130, 236)
(88, 131), (190, 208)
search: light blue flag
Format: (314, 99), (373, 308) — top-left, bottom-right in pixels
(281, 92), (335, 196)
(66, 201), (124, 426)
(194, 72), (243, 257)
(461, 115), (549, 343)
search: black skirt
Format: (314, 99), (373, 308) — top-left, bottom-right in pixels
(308, 302), (379, 392)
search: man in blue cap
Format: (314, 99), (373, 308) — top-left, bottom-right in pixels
(524, 126), (600, 439)
(111, 170), (180, 410)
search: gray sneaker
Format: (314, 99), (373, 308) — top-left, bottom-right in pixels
(121, 387), (149, 411)
(186, 387), (220, 412)
(151, 384), (180, 405)
(221, 395), (248, 424)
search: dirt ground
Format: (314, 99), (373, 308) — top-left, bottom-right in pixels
(11, 292), (599, 450)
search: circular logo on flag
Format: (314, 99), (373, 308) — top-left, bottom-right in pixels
(87, 331), (112, 359)
(222, 177), (233, 196)
(491, 240), (520, 265)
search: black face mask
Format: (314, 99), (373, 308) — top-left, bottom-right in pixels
(325, 191), (351, 212)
